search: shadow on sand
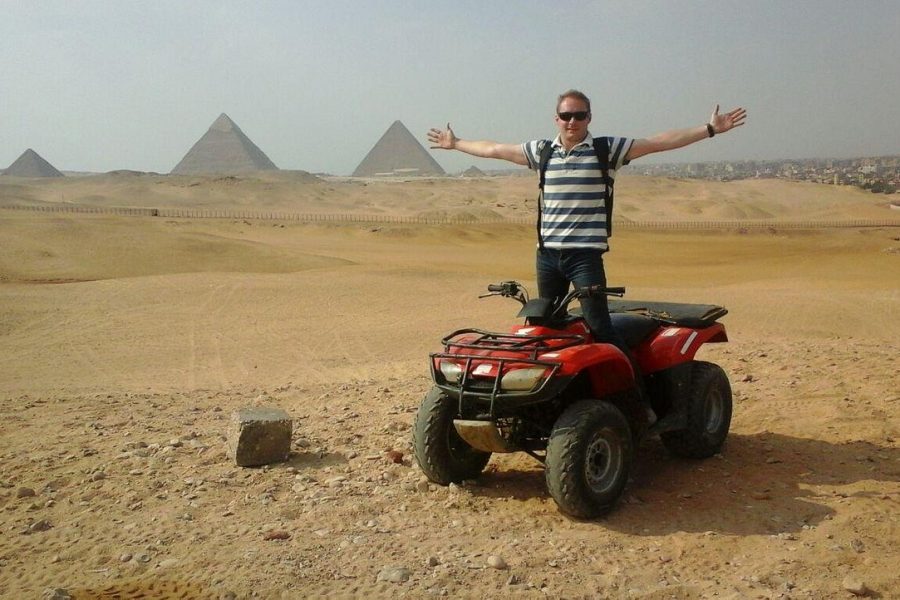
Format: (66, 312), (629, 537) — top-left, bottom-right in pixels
(466, 431), (899, 535)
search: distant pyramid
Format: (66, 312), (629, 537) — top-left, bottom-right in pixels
(462, 165), (485, 177)
(171, 113), (278, 175)
(352, 120), (445, 177)
(2, 149), (64, 177)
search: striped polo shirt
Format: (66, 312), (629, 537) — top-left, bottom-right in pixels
(523, 132), (633, 250)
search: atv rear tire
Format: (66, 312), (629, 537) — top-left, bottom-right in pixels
(661, 361), (732, 458)
(545, 400), (633, 518)
(413, 386), (491, 484)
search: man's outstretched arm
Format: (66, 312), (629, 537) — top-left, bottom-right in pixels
(427, 123), (529, 166)
(626, 105), (747, 161)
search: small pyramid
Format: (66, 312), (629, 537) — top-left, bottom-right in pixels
(171, 113), (278, 175)
(2, 149), (64, 177)
(352, 120), (445, 177)
(462, 165), (485, 177)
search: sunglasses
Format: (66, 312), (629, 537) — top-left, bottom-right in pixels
(557, 111), (589, 122)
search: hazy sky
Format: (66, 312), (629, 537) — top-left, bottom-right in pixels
(3, 1), (899, 175)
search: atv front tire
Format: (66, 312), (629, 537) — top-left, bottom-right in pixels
(661, 361), (732, 458)
(545, 400), (633, 518)
(413, 386), (491, 484)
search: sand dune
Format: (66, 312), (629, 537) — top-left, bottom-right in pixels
(0, 177), (898, 598)
(0, 215), (352, 283)
(2, 172), (896, 223)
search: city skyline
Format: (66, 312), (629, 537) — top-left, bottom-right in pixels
(3, 1), (899, 176)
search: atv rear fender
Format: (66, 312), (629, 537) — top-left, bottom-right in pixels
(635, 322), (728, 373)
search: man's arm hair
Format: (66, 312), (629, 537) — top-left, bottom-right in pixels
(452, 139), (529, 166)
(625, 105), (747, 162)
(626, 125), (710, 161)
(427, 124), (528, 166)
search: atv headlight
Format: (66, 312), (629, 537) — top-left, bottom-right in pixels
(500, 367), (548, 392)
(439, 361), (463, 383)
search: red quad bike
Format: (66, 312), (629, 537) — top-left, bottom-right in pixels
(413, 281), (733, 518)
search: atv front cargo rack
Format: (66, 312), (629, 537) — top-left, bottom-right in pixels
(431, 328), (581, 416)
(440, 328), (585, 356)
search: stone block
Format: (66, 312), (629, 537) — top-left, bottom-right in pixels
(227, 407), (292, 467)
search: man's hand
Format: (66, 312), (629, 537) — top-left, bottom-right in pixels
(427, 123), (457, 150)
(424, 125), (528, 165)
(709, 105), (747, 135)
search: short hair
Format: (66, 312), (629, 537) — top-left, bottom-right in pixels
(557, 89), (591, 114)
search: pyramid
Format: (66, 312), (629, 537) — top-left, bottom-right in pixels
(462, 165), (486, 177)
(171, 113), (278, 175)
(2, 149), (64, 177)
(352, 120), (445, 177)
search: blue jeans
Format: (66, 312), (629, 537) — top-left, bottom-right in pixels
(535, 247), (626, 351)
(536, 247), (652, 414)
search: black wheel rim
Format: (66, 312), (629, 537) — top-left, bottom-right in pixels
(704, 385), (725, 435)
(584, 427), (622, 494)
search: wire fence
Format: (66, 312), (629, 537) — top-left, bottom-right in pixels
(2, 203), (898, 230)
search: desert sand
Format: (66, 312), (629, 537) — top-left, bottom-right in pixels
(1, 173), (898, 599)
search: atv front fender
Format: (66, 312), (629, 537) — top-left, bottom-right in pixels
(547, 343), (636, 397)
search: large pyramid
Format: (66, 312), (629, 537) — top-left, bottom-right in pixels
(2, 149), (64, 177)
(171, 113), (278, 175)
(352, 120), (445, 177)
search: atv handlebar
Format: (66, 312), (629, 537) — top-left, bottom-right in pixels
(481, 281), (528, 305)
(486, 281), (521, 295)
(578, 285), (625, 298)
(481, 281), (626, 312)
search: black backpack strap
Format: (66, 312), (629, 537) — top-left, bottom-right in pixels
(592, 137), (614, 236)
(536, 141), (554, 250)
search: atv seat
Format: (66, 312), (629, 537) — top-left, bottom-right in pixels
(608, 300), (728, 328)
(610, 313), (659, 348)
(570, 299), (728, 346)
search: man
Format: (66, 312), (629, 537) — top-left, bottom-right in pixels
(427, 90), (746, 422)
